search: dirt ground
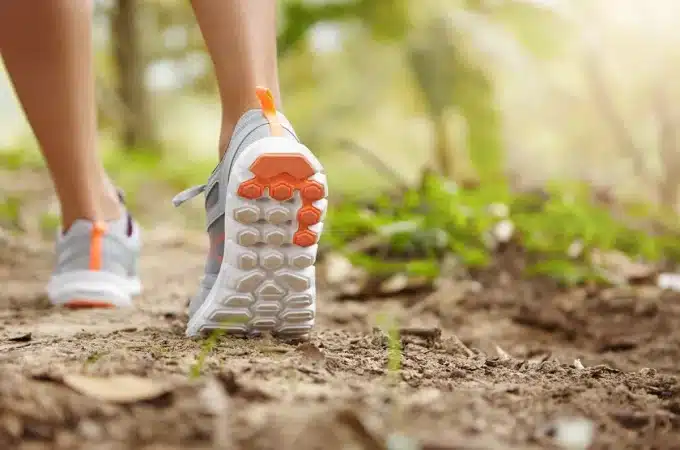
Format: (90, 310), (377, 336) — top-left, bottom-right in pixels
(1, 168), (680, 450)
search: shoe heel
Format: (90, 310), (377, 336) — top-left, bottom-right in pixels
(186, 139), (327, 339)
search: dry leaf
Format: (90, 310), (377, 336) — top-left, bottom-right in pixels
(379, 273), (431, 295)
(590, 249), (656, 283)
(567, 240), (584, 259)
(549, 417), (595, 450)
(380, 273), (409, 294)
(495, 345), (511, 360)
(657, 273), (680, 292)
(62, 374), (172, 403)
(324, 253), (354, 285)
(487, 203), (509, 218)
(8, 332), (32, 342)
(492, 219), (515, 244)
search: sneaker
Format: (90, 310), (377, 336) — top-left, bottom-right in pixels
(173, 87), (328, 338)
(47, 198), (142, 308)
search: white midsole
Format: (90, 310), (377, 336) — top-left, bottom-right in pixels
(47, 270), (141, 307)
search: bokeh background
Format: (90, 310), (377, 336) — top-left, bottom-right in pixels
(1, 0), (680, 210)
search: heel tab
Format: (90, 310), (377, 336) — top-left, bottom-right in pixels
(255, 87), (283, 137)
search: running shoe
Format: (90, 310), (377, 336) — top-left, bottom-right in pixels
(47, 196), (141, 308)
(173, 87), (328, 338)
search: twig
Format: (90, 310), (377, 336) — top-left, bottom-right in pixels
(337, 139), (411, 191)
(399, 327), (442, 341)
(451, 335), (476, 358)
(344, 233), (385, 254)
(495, 345), (511, 360)
(653, 84), (680, 209)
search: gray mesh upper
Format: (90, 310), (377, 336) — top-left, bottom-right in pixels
(54, 215), (139, 277)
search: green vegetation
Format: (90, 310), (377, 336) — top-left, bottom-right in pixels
(4, 142), (680, 290)
(0, 196), (21, 230)
(189, 328), (226, 379)
(375, 313), (402, 379)
(84, 351), (105, 368)
(39, 213), (61, 235)
(189, 316), (251, 379)
(325, 173), (680, 287)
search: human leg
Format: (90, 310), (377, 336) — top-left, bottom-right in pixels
(190, 0), (280, 157)
(0, 1), (121, 229)
(0, 1), (141, 307)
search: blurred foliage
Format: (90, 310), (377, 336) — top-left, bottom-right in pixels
(0, 197), (21, 230)
(278, 0), (409, 55)
(324, 173), (680, 286)
(87, 0), (564, 182)
(4, 0), (680, 289)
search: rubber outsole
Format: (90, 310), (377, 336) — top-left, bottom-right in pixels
(47, 270), (141, 309)
(185, 137), (327, 339)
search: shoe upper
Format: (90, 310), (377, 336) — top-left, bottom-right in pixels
(54, 211), (140, 279)
(172, 109), (298, 317)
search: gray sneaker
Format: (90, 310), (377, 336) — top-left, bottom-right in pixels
(173, 87), (328, 338)
(47, 205), (141, 308)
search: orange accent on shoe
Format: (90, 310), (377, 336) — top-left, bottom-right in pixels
(270, 181), (294, 201)
(301, 181), (325, 202)
(64, 299), (115, 309)
(293, 230), (317, 248)
(89, 221), (107, 270)
(255, 86), (283, 137)
(249, 153), (315, 179)
(297, 206), (322, 226)
(237, 153), (325, 247)
(237, 179), (265, 199)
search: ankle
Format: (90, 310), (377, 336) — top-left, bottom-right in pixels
(59, 190), (123, 231)
(218, 87), (283, 156)
(218, 108), (296, 158)
(97, 190), (125, 221)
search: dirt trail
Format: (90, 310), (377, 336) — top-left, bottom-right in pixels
(1, 171), (680, 450)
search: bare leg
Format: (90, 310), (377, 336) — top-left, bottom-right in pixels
(190, 0), (281, 157)
(0, 1), (121, 230)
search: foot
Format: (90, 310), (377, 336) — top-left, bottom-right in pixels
(173, 87), (328, 338)
(47, 198), (141, 308)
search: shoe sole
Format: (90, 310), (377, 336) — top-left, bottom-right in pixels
(47, 270), (141, 308)
(185, 137), (327, 339)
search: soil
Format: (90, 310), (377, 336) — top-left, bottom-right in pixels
(1, 168), (680, 450)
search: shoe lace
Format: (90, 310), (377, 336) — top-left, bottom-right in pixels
(172, 184), (206, 207)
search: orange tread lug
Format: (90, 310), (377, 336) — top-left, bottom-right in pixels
(293, 230), (317, 247)
(301, 181), (325, 202)
(270, 182), (294, 201)
(249, 154), (315, 180)
(298, 206), (322, 226)
(238, 180), (264, 199)
(65, 300), (115, 309)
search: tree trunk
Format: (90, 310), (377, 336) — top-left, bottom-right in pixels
(111, 0), (157, 151)
(433, 113), (453, 178)
(656, 94), (680, 212)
